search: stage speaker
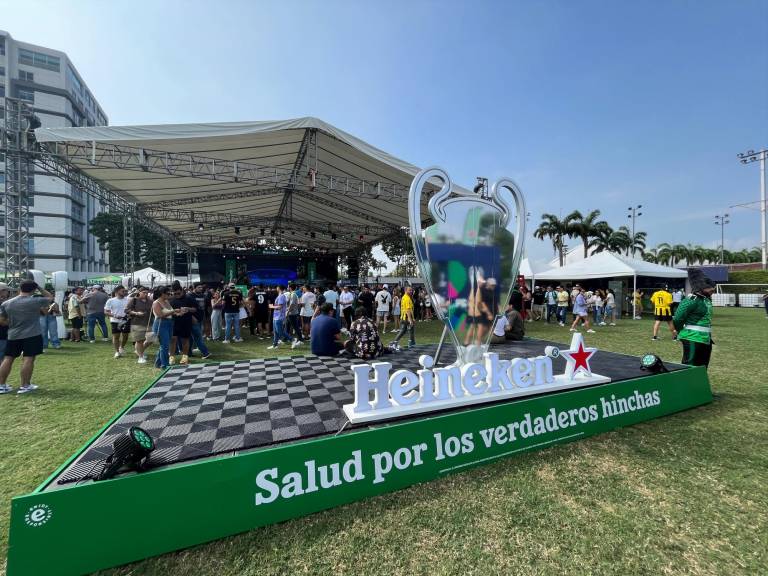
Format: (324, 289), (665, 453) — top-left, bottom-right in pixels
(173, 251), (189, 276)
(347, 257), (359, 283)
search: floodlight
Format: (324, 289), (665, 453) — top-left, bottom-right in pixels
(96, 426), (155, 481)
(640, 353), (668, 374)
(197, 223), (204, 231)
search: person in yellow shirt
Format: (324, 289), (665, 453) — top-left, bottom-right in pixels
(390, 285), (415, 350)
(651, 285), (677, 341)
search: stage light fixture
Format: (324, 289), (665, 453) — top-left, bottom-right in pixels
(310, 232), (316, 239)
(234, 226), (241, 235)
(331, 233), (337, 240)
(197, 223), (204, 231)
(640, 354), (668, 374)
(96, 426), (155, 481)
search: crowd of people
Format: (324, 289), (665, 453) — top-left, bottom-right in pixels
(0, 268), (742, 395)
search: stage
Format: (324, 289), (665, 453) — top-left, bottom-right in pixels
(49, 339), (686, 488)
(9, 339), (710, 576)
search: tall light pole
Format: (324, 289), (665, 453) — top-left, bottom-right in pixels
(627, 205), (642, 256)
(714, 213), (730, 264)
(737, 148), (767, 270)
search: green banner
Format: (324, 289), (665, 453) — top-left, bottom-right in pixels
(7, 367), (711, 576)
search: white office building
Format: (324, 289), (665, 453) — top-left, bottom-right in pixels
(0, 30), (109, 278)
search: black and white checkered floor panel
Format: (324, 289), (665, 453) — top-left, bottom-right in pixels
(52, 340), (683, 485)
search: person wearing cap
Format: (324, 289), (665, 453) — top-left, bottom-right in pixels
(0, 282), (10, 359)
(80, 285), (110, 343)
(374, 284), (391, 334)
(651, 285), (677, 341)
(673, 270), (716, 367)
(0, 281), (53, 394)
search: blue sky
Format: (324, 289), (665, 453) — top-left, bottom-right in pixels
(3, 0), (767, 266)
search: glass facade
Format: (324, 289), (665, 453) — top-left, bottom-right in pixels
(18, 48), (61, 72)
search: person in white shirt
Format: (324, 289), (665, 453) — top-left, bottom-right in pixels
(299, 285), (316, 338)
(671, 288), (684, 315)
(375, 284), (392, 334)
(323, 285), (339, 323)
(339, 286), (355, 329)
(104, 285), (130, 358)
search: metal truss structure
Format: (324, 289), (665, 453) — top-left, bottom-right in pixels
(40, 136), (411, 200)
(2, 99), (33, 284)
(2, 106), (425, 280)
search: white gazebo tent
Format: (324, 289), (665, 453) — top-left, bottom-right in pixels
(519, 258), (551, 290)
(535, 252), (688, 317)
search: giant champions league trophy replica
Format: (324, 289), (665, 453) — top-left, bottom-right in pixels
(408, 167), (526, 366)
(343, 168), (612, 424)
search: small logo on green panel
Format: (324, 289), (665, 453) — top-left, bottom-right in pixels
(24, 504), (52, 527)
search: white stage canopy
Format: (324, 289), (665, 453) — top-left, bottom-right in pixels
(35, 117), (449, 253)
(535, 252), (688, 281)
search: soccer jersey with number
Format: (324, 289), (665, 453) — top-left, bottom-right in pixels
(651, 290), (673, 316)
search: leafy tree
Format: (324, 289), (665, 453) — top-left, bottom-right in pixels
(566, 210), (609, 258)
(381, 235), (417, 278)
(534, 213), (570, 266)
(88, 212), (168, 272)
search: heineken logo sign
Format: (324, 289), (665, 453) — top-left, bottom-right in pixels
(343, 333), (611, 423)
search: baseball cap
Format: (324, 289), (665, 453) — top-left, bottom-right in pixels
(383, 284), (389, 289)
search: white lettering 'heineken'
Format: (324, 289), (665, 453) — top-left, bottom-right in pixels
(343, 337), (612, 424)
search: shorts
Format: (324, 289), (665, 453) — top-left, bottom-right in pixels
(6, 335), (44, 358)
(173, 323), (192, 339)
(377, 311), (389, 318)
(654, 314), (672, 322)
(71, 317), (83, 329)
(131, 325), (148, 342)
(111, 321), (131, 334)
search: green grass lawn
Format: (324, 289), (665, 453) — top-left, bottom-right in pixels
(2, 308), (767, 575)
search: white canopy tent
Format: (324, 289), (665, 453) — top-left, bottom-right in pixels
(519, 258), (551, 289)
(535, 252), (688, 316)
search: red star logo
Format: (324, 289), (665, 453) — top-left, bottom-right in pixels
(560, 332), (597, 379)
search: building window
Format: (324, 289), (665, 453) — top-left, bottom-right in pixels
(0, 67), (5, 77)
(0, 85), (4, 98)
(17, 88), (34, 103)
(19, 70), (33, 82)
(66, 65), (82, 96)
(0, 37), (5, 56)
(18, 48), (61, 72)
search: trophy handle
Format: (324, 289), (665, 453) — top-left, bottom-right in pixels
(408, 167), (451, 284)
(491, 176), (527, 306)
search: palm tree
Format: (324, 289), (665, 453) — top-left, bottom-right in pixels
(587, 224), (615, 253)
(566, 210), (609, 258)
(642, 250), (658, 263)
(748, 247), (762, 262)
(671, 244), (690, 266)
(702, 248), (718, 264)
(616, 225), (647, 257)
(534, 214), (569, 266)
(656, 243), (673, 266)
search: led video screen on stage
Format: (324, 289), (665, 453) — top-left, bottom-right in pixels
(198, 253), (338, 286)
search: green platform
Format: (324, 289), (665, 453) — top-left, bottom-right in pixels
(7, 365), (711, 576)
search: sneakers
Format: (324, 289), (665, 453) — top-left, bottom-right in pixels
(169, 356), (176, 365)
(266, 342), (281, 350)
(201, 353), (212, 360)
(0, 384), (13, 394)
(102, 338), (110, 342)
(17, 384), (39, 394)
(137, 357), (147, 364)
(587, 329), (596, 333)
(233, 337), (244, 343)
(114, 351), (121, 359)
(651, 336), (659, 341)
(291, 340), (303, 349)
(559, 322), (565, 327)
(569, 328), (577, 332)
(118, 346), (125, 355)
(609, 322), (616, 326)
(222, 340), (230, 344)
(180, 354), (189, 365)
(89, 340), (96, 344)
(599, 322), (607, 326)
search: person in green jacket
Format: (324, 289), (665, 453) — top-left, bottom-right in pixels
(673, 269), (716, 367)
